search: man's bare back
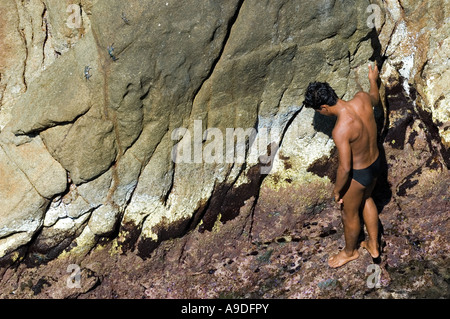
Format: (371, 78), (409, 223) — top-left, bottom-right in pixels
(303, 64), (382, 268)
(333, 92), (379, 170)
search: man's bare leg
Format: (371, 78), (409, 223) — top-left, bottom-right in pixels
(328, 179), (365, 268)
(360, 181), (380, 258)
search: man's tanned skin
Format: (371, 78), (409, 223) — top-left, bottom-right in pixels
(313, 64), (381, 268)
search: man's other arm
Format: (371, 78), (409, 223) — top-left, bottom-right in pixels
(332, 128), (352, 203)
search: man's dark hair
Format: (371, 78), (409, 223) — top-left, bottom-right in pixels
(303, 82), (338, 110)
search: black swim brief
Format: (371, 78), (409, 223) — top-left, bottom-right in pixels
(352, 155), (381, 187)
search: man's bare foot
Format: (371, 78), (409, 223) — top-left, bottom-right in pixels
(360, 240), (379, 258)
(328, 249), (359, 268)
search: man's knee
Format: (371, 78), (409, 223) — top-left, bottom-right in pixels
(342, 208), (360, 224)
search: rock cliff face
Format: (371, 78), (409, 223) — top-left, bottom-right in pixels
(0, 0), (448, 298)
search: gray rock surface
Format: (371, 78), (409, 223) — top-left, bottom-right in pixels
(0, 0), (377, 258)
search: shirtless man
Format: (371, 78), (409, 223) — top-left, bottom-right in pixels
(303, 64), (381, 268)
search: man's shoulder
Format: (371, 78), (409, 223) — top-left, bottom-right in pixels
(332, 119), (353, 141)
(350, 91), (373, 110)
(353, 91), (371, 101)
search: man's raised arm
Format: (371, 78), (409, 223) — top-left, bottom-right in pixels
(368, 63), (380, 106)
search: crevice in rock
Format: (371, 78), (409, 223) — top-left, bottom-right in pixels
(17, 104), (90, 137)
(41, 3), (48, 67)
(0, 142), (47, 199)
(162, 156), (175, 207)
(381, 19), (399, 57)
(17, 27), (28, 91)
(368, 28), (387, 69)
(190, 0), (245, 105)
(186, 188), (215, 233)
